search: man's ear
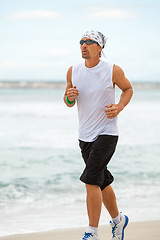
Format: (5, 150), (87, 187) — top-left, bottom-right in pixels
(99, 46), (102, 52)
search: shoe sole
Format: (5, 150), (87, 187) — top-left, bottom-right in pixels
(121, 215), (129, 240)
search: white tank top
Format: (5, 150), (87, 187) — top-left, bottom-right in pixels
(72, 60), (118, 142)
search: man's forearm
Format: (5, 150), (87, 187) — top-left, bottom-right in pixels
(118, 87), (133, 110)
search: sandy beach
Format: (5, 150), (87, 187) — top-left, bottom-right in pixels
(0, 221), (159, 240)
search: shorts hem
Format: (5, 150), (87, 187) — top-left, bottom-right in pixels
(80, 176), (114, 191)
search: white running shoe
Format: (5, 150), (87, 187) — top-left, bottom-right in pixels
(81, 227), (99, 240)
(110, 213), (129, 240)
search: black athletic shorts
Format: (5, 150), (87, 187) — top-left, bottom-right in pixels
(79, 135), (118, 190)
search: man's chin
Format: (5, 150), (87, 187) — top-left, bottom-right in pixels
(82, 54), (90, 59)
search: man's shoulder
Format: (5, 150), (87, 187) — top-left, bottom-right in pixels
(72, 62), (85, 74)
(73, 62), (84, 69)
(100, 60), (113, 70)
(67, 63), (84, 77)
(113, 65), (124, 75)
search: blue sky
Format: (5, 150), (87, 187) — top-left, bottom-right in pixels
(0, 0), (160, 82)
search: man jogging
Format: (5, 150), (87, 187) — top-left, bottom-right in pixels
(64, 30), (133, 240)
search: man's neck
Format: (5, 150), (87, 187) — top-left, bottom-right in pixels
(85, 58), (100, 68)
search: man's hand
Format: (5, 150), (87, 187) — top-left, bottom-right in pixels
(67, 86), (79, 102)
(104, 103), (124, 119)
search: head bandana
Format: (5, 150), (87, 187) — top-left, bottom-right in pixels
(81, 30), (108, 49)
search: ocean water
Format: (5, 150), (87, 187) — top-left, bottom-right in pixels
(0, 87), (160, 236)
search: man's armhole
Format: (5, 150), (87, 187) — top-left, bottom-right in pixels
(112, 64), (115, 88)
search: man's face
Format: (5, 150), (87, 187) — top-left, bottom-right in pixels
(80, 38), (102, 59)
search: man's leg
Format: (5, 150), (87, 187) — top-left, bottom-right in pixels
(102, 185), (129, 240)
(102, 184), (119, 218)
(86, 184), (102, 227)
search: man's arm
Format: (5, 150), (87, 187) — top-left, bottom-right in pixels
(105, 65), (133, 119)
(64, 66), (79, 107)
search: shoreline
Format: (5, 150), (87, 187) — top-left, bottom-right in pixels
(0, 81), (160, 89)
(0, 220), (160, 240)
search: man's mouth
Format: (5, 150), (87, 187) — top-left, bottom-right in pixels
(82, 50), (88, 54)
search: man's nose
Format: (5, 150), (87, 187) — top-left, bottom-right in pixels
(82, 42), (87, 47)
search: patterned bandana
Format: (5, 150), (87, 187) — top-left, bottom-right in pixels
(81, 30), (108, 49)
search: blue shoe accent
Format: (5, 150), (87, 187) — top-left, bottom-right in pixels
(82, 232), (94, 239)
(121, 215), (129, 240)
(111, 223), (117, 238)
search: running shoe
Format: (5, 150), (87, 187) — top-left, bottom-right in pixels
(110, 213), (129, 240)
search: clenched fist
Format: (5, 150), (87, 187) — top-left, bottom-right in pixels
(105, 103), (124, 119)
(67, 86), (79, 102)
